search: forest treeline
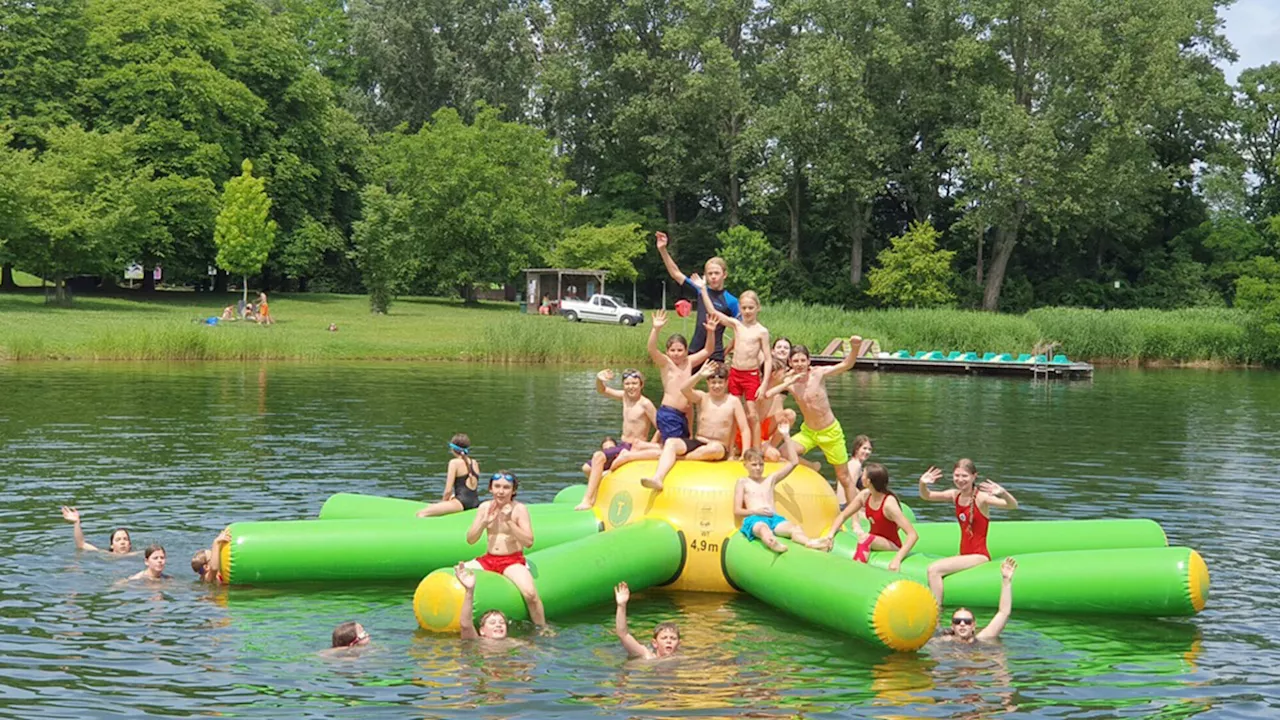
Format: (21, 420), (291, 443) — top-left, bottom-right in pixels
(2, 0), (1279, 339)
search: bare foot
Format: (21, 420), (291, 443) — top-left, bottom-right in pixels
(573, 501), (594, 511)
(763, 537), (788, 553)
(537, 625), (558, 638)
(640, 477), (664, 491)
(805, 538), (833, 551)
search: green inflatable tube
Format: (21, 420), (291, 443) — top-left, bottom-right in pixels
(828, 537), (1208, 616)
(414, 519), (685, 631)
(899, 518), (1167, 557)
(223, 506), (601, 585)
(721, 534), (937, 652)
(553, 484), (588, 506)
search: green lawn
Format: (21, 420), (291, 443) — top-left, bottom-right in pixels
(0, 290), (1265, 364)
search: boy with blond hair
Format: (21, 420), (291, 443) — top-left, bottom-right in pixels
(733, 424), (829, 553)
(694, 279), (771, 451)
(655, 231), (739, 363)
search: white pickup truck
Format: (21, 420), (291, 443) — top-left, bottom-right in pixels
(559, 294), (645, 326)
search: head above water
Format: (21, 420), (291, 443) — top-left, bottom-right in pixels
(953, 458), (978, 490)
(449, 433), (471, 456)
(478, 609), (508, 639)
(143, 544), (166, 574)
(652, 621), (681, 656)
(788, 345), (812, 372)
(109, 528), (132, 554)
(742, 448), (765, 477)
(739, 290), (760, 318)
(772, 336), (792, 363)
(950, 608), (977, 640)
(332, 621), (371, 648)
(665, 333), (689, 359)
(191, 548), (211, 577)
(621, 368), (644, 394)
(853, 435), (873, 462)
(864, 462), (890, 494)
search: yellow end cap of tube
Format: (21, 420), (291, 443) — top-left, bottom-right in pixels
(871, 579), (938, 652)
(413, 571), (464, 633)
(219, 540), (232, 585)
(1187, 549), (1209, 613)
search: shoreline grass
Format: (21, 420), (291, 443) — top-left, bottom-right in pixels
(0, 292), (1267, 366)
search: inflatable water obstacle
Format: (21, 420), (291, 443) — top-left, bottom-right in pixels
(216, 461), (1207, 652)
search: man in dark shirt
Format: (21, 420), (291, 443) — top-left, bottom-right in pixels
(656, 231), (740, 364)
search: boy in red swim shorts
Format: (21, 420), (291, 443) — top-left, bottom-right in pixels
(465, 471), (548, 630)
(695, 282), (771, 453)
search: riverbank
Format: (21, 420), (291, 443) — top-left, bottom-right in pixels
(0, 292), (1267, 365)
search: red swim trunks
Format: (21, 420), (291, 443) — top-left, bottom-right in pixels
(727, 366), (762, 400)
(475, 551), (527, 574)
(735, 415), (775, 452)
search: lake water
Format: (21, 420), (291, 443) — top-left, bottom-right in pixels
(1, 363), (1277, 718)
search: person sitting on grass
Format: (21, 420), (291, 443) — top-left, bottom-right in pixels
(59, 506), (135, 555)
(220, 305), (237, 322)
(931, 558), (1018, 644)
(642, 361), (749, 492)
(733, 426), (829, 553)
(455, 562), (515, 642)
(614, 581), (680, 660)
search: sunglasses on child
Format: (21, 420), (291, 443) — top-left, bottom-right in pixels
(952, 616), (975, 626)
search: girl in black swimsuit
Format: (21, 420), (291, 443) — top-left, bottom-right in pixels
(416, 433), (482, 517)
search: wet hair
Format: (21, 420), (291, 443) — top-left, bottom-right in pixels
(479, 609), (507, 629)
(706, 364), (729, 380)
(144, 544), (165, 560)
(109, 527), (131, 550)
(191, 548), (211, 575)
(790, 345), (811, 360)
(954, 458), (977, 475)
(864, 462), (890, 494)
(332, 621), (361, 647)
(449, 433), (471, 455)
(742, 448), (765, 464)
(853, 435), (872, 455)
(665, 333), (688, 351)
(739, 290), (760, 307)
(489, 470), (518, 495)
(621, 368), (644, 385)
(653, 621), (680, 639)
(705, 257), (728, 274)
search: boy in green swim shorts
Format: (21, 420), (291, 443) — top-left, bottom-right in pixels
(765, 339), (864, 504)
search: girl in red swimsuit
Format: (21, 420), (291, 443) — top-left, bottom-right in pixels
(917, 458), (1018, 609)
(822, 462), (919, 571)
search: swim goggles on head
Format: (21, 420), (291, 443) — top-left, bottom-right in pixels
(491, 472), (515, 482)
(448, 442), (470, 455)
(621, 369), (642, 380)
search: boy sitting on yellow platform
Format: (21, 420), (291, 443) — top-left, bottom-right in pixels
(733, 422), (831, 553)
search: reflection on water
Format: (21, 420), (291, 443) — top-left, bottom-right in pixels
(0, 363), (1278, 717)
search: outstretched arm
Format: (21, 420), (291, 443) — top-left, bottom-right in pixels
(820, 336), (863, 378)
(695, 278), (742, 331)
(977, 558), (1017, 641)
(980, 481), (1019, 510)
(680, 362), (713, 404)
(824, 491), (868, 542)
(655, 232), (687, 285)
(596, 369), (625, 400)
(615, 583), (655, 658)
(917, 466), (953, 502)
(648, 311), (670, 365)
(456, 563), (480, 640)
(764, 370), (800, 399)
(687, 315), (721, 367)
(60, 507), (100, 552)
(203, 528), (231, 584)
(884, 498), (918, 572)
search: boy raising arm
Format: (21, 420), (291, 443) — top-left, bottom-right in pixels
(733, 425), (829, 553)
(614, 581), (681, 659)
(642, 362), (748, 491)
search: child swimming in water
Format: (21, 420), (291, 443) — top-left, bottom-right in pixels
(127, 545), (170, 582)
(455, 562), (513, 641)
(59, 506), (135, 555)
(614, 581), (680, 659)
(192, 528), (232, 584)
(417, 433), (482, 518)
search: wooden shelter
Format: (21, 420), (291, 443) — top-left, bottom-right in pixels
(522, 268), (608, 314)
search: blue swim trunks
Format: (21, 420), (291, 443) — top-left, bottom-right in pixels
(655, 405), (690, 442)
(740, 513), (789, 541)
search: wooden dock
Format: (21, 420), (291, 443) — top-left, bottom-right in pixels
(810, 353), (1094, 379)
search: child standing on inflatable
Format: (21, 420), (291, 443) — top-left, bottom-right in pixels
(454, 563), (514, 641)
(694, 279), (771, 453)
(765, 342), (863, 504)
(614, 581), (681, 659)
(646, 309), (719, 445)
(642, 362), (748, 491)
(655, 231), (740, 363)
(417, 434), (482, 518)
(822, 462), (918, 570)
(465, 471), (548, 631)
(918, 460), (1019, 608)
(577, 369), (660, 511)
(733, 424), (828, 553)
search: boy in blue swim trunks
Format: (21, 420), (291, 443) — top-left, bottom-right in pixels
(733, 423), (830, 553)
(646, 308), (719, 443)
